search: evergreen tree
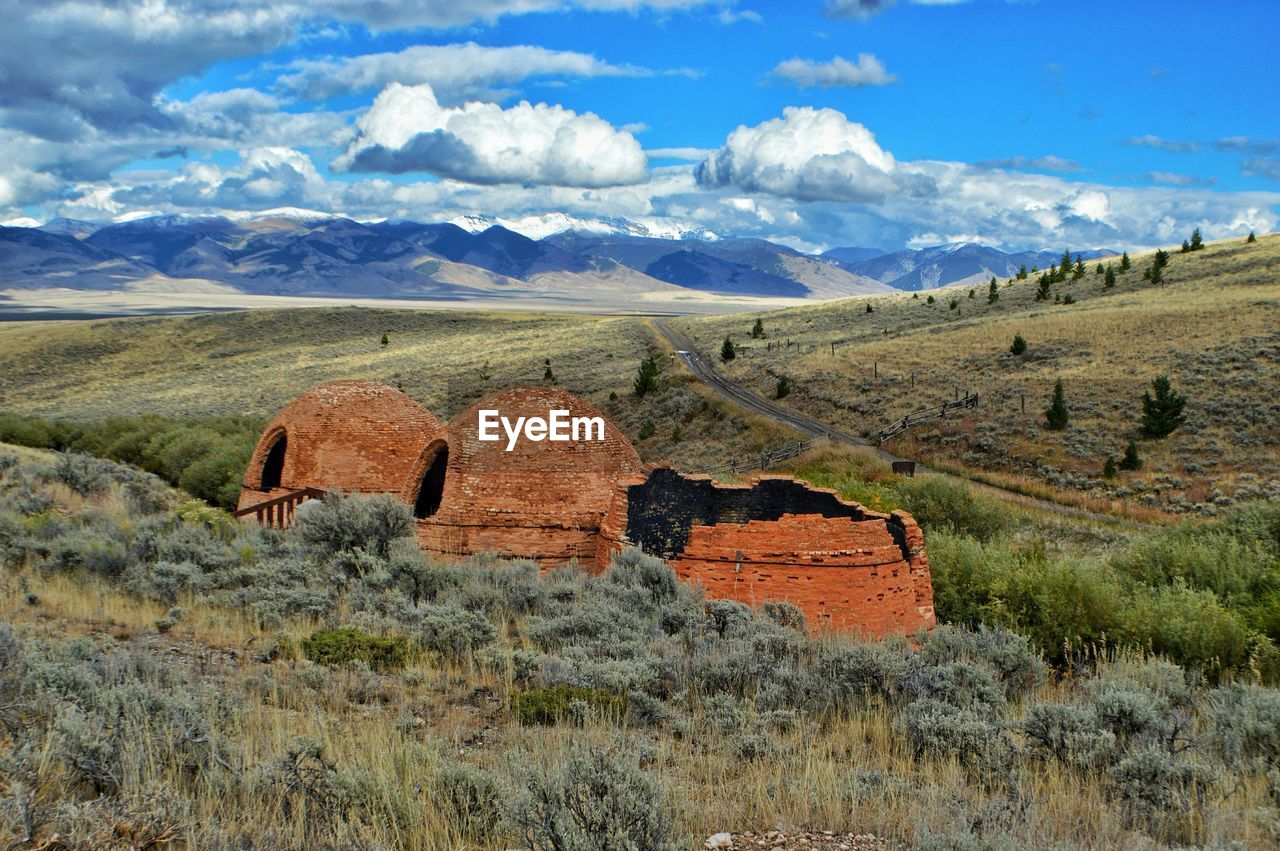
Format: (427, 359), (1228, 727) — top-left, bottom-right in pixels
(544, 363), (557, 383)
(1017, 264), (1028, 280)
(1140, 375), (1187, 437)
(1190, 227), (1204, 251)
(1035, 276), (1052, 301)
(1247, 231), (1257, 243)
(1181, 240), (1191, 254)
(1096, 262), (1105, 276)
(751, 318), (765, 339)
(775, 375), (791, 399)
(969, 288), (976, 299)
(1010, 334), (1027, 356)
(1044, 379), (1069, 430)
(950, 298), (959, 310)
(633, 354), (659, 398)
(988, 279), (999, 303)
(866, 303), (874, 313)
(926, 294), (936, 304)
(1120, 252), (1131, 272)
(720, 335), (736, 362)
(1103, 457), (1118, 478)
(1060, 249), (1073, 273)
(1104, 265), (1116, 288)
(1119, 440), (1143, 471)
(670, 424), (682, 444)
(380, 332), (389, 349)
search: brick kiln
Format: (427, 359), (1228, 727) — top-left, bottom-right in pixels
(238, 381), (935, 636)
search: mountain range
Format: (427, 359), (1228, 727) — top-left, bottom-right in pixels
(0, 211), (1113, 303)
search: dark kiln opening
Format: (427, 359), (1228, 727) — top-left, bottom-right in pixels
(414, 445), (449, 519)
(260, 433), (287, 490)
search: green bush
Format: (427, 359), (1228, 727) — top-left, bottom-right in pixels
(301, 627), (410, 672)
(510, 685), (624, 726)
(894, 477), (1011, 541)
(504, 740), (678, 851)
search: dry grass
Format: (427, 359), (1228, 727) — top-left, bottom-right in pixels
(0, 306), (800, 472)
(678, 234), (1280, 515)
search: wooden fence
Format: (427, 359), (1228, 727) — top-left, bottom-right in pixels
(875, 392), (979, 444)
(692, 439), (814, 477)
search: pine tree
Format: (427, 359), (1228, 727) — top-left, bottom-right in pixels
(950, 298), (959, 310)
(751, 318), (765, 339)
(544, 363), (557, 383)
(926, 294), (936, 304)
(1103, 265), (1116, 288)
(1120, 252), (1131, 272)
(1180, 240), (1191, 254)
(1010, 333), (1027, 355)
(1119, 439), (1143, 471)
(1190, 227), (1204, 251)
(1045, 379), (1069, 430)
(1060, 249), (1073, 274)
(866, 303), (874, 314)
(775, 375), (791, 399)
(633, 354), (659, 398)
(1035, 276), (1052, 301)
(988, 279), (999, 303)
(720, 336), (736, 362)
(380, 332), (389, 348)
(1247, 231), (1257, 243)
(1096, 262), (1104, 276)
(1140, 375), (1187, 437)
(1017, 264), (1028, 280)
(969, 288), (976, 299)
(1103, 457), (1118, 478)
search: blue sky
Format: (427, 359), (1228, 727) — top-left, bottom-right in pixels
(2, 0), (1277, 251)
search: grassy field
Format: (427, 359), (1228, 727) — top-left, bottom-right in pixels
(675, 234), (1280, 516)
(2, 447), (1278, 849)
(0, 306), (795, 475)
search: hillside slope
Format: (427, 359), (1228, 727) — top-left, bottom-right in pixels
(675, 234), (1280, 515)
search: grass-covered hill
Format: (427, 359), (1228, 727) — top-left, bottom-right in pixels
(676, 233), (1280, 518)
(2, 445), (1278, 849)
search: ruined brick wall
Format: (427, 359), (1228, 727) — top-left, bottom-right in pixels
(415, 386), (643, 564)
(598, 467), (935, 636)
(238, 381), (444, 511)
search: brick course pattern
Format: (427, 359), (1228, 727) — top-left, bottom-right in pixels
(238, 381), (445, 512)
(239, 381), (935, 636)
(415, 387), (643, 563)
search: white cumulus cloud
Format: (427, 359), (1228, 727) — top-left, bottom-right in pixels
(694, 106), (933, 202)
(337, 83), (647, 187)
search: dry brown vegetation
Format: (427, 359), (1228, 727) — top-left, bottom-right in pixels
(677, 234), (1280, 516)
(3, 448), (1278, 850)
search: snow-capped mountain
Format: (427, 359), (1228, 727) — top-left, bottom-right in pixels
(449, 212), (717, 242)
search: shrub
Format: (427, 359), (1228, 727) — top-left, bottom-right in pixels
(413, 603), (499, 659)
(435, 762), (504, 840)
(1210, 683), (1280, 769)
(301, 627), (410, 672)
(510, 685), (624, 725)
(1021, 702), (1116, 769)
(1009, 334), (1026, 356)
(297, 493), (414, 566)
(894, 477), (1011, 541)
(905, 698), (1012, 772)
(504, 741), (678, 851)
(52, 452), (111, 496)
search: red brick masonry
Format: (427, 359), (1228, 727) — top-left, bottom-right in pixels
(239, 381), (935, 636)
